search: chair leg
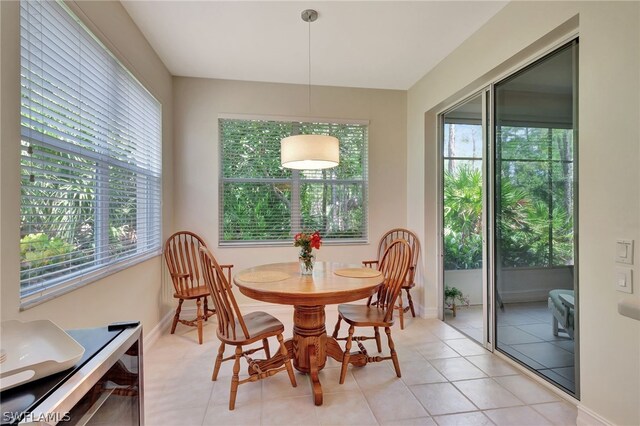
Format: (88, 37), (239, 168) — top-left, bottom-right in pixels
(204, 296), (210, 321)
(278, 334), (297, 387)
(262, 338), (271, 359)
(339, 325), (355, 384)
(398, 294), (405, 330)
(212, 342), (225, 381)
(552, 316), (559, 336)
(229, 346), (242, 410)
(171, 299), (183, 334)
(196, 297), (204, 344)
(374, 327), (382, 352)
(386, 327), (401, 378)
(406, 288), (416, 317)
(332, 316), (342, 339)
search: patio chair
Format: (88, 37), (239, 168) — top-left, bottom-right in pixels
(549, 289), (575, 339)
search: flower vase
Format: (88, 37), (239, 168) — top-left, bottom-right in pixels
(299, 254), (315, 275)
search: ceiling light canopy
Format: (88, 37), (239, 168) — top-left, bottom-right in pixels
(280, 9), (339, 171)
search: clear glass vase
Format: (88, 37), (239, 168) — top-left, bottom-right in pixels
(299, 254), (315, 275)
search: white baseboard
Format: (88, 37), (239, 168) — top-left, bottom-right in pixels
(577, 405), (611, 426)
(144, 309), (174, 350)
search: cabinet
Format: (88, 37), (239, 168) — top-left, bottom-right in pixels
(1, 325), (143, 425)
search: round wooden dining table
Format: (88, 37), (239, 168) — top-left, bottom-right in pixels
(234, 261), (384, 406)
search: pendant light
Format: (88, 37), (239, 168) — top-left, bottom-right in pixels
(281, 9), (339, 170)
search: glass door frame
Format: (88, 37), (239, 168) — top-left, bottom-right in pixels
(491, 39), (580, 399)
(437, 88), (493, 350)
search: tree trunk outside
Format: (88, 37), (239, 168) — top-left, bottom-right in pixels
(448, 124), (456, 173)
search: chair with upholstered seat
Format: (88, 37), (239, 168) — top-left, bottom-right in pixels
(164, 231), (233, 344)
(363, 228), (421, 329)
(332, 239), (411, 384)
(200, 247), (297, 410)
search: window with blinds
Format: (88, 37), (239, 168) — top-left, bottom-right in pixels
(20, 0), (162, 303)
(220, 118), (368, 245)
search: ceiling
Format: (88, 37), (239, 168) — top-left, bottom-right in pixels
(121, 1), (508, 91)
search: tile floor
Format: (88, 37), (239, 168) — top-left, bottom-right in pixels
(144, 308), (577, 425)
(444, 302), (576, 393)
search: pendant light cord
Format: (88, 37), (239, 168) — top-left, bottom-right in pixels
(308, 17), (312, 114)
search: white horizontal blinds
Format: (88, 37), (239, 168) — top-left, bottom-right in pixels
(297, 122), (368, 239)
(219, 118), (367, 244)
(219, 119), (293, 242)
(20, 0), (162, 298)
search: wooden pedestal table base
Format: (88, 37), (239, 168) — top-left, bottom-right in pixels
(233, 262), (383, 406)
(282, 305), (368, 405)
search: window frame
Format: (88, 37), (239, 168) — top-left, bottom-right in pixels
(19, 0), (163, 308)
(218, 114), (369, 247)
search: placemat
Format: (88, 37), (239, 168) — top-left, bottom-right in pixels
(237, 271), (290, 283)
(334, 268), (382, 278)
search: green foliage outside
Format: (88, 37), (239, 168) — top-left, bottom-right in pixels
(20, 65), (159, 289)
(444, 126), (575, 270)
(19, 128), (151, 287)
(220, 119), (367, 242)
(20, 141), (144, 287)
(20, 233), (76, 270)
(444, 165), (483, 270)
(497, 126), (575, 268)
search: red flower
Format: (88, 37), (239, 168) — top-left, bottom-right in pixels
(293, 231), (322, 253)
(310, 232), (322, 250)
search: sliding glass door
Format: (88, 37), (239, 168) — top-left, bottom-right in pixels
(494, 40), (578, 396)
(440, 40), (579, 397)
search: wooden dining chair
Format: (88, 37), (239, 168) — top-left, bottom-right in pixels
(364, 228), (421, 329)
(164, 231), (233, 344)
(332, 239), (412, 384)
(199, 247), (297, 410)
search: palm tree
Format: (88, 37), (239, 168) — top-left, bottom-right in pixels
(443, 165), (483, 269)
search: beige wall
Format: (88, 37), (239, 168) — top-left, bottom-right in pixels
(173, 77), (407, 306)
(0, 1), (174, 335)
(407, 1), (639, 424)
(2, 0), (637, 422)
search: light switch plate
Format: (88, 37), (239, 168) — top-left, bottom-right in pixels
(615, 266), (633, 293)
(616, 240), (634, 265)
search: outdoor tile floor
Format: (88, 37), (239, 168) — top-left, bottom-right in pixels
(144, 307), (577, 425)
(445, 302), (576, 393)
